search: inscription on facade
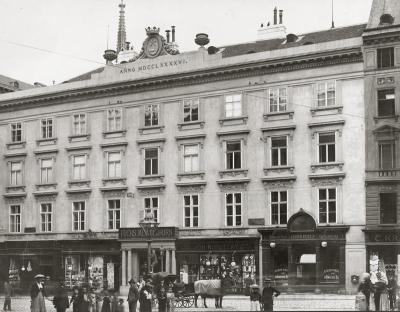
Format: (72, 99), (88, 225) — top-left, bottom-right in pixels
(119, 227), (178, 239)
(366, 232), (400, 243)
(120, 59), (189, 74)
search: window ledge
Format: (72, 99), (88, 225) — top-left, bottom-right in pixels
(263, 110), (294, 121)
(102, 177), (127, 185)
(6, 185), (26, 192)
(68, 134), (90, 142)
(3, 151), (27, 158)
(138, 175), (164, 183)
(36, 137), (57, 146)
(374, 115), (399, 123)
(6, 141), (26, 150)
(219, 169), (248, 178)
(219, 116), (248, 126)
(35, 183), (57, 189)
(264, 166), (295, 175)
(68, 180), (91, 188)
(99, 186), (128, 193)
(65, 188), (92, 194)
(311, 162), (344, 173)
(33, 190), (58, 197)
(177, 172), (205, 181)
(138, 125), (165, 134)
(310, 106), (343, 116)
(102, 129), (127, 138)
(177, 120), (205, 130)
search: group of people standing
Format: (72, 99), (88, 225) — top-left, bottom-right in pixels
(249, 278), (280, 312)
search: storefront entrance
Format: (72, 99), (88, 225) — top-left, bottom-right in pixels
(259, 209), (348, 293)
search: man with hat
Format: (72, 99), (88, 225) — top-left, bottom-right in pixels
(261, 278), (280, 312)
(127, 279), (139, 312)
(30, 274), (47, 312)
(249, 283), (261, 311)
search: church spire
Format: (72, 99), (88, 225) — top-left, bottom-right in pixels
(117, 0), (127, 53)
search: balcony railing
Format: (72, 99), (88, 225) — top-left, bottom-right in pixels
(366, 169), (400, 179)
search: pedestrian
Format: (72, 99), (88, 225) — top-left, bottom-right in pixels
(388, 275), (398, 311)
(371, 271), (388, 312)
(261, 278), (280, 312)
(249, 283), (261, 311)
(157, 280), (167, 312)
(30, 274), (47, 312)
(137, 276), (145, 292)
(101, 292), (111, 312)
(127, 279), (139, 312)
(3, 279), (12, 311)
(71, 286), (80, 312)
(88, 288), (98, 312)
(358, 273), (373, 311)
(53, 283), (70, 312)
(110, 291), (119, 312)
(118, 299), (125, 312)
(139, 280), (152, 312)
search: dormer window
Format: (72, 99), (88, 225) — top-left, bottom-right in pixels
(379, 14), (394, 26)
(377, 47), (394, 69)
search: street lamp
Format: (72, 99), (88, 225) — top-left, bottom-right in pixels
(139, 211), (159, 276)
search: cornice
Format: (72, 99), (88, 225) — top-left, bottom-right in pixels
(363, 30), (400, 46)
(0, 48), (363, 111)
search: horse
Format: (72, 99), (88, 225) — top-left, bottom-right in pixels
(194, 279), (224, 308)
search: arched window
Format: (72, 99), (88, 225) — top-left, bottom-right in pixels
(380, 14), (394, 26)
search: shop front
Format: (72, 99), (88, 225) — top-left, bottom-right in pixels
(176, 237), (259, 294)
(61, 240), (120, 291)
(364, 228), (400, 280)
(259, 209), (348, 293)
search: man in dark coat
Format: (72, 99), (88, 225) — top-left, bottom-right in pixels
(261, 278), (280, 312)
(53, 283), (70, 312)
(127, 279), (139, 312)
(358, 273), (373, 311)
(387, 275), (398, 311)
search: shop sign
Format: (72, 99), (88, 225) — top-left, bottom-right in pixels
(366, 232), (400, 243)
(267, 232), (345, 240)
(119, 227), (178, 240)
(248, 218), (265, 226)
(178, 239), (257, 252)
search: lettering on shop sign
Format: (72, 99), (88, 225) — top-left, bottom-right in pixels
(368, 232), (400, 243)
(119, 227), (178, 239)
(268, 233), (344, 240)
(120, 59), (189, 74)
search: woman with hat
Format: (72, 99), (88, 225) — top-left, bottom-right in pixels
(261, 278), (280, 312)
(249, 283), (261, 311)
(30, 274), (47, 312)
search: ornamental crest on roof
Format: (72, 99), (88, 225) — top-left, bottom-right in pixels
(132, 26), (179, 61)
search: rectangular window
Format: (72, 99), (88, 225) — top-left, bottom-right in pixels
(226, 193), (242, 226)
(317, 82), (336, 107)
(271, 136), (288, 166)
(380, 193), (397, 224)
(183, 99), (199, 122)
(41, 118), (53, 139)
(10, 161), (22, 185)
(9, 205), (21, 233)
(271, 191), (288, 225)
(72, 155), (86, 180)
(107, 152), (121, 178)
(40, 203), (52, 232)
(226, 141), (242, 170)
(318, 133), (336, 163)
(379, 141), (396, 169)
(269, 88), (287, 112)
(11, 122), (22, 142)
(183, 195), (199, 228)
(144, 104), (159, 127)
(72, 201), (86, 231)
(108, 199), (121, 230)
(143, 197), (159, 223)
(144, 148), (158, 175)
(183, 145), (199, 173)
(318, 188), (336, 224)
(378, 89), (395, 117)
(107, 108), (122, 131)
(377, 47), (394, 69)
(225, 94), (242, 118)
(40, 158), (53, 183)
(72, 114), (87, 135)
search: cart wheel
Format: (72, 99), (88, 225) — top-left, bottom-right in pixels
(172, 298), (182, 308)
(182, 295), (194, 308)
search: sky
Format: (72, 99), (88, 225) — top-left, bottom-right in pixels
(0, 0), (373, 86)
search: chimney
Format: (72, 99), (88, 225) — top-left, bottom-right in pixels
(273, 7), (277, 25)
(279, 10), (283, 24)
(257, 7), (286, 41)
(171, 26), (176, 42)
(166, 30), (170, 43)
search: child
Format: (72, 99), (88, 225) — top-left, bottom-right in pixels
(118, 298), (125, 312)
(249, 283), (261, 311)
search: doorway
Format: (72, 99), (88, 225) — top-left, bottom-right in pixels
(293, 244), (316, 285)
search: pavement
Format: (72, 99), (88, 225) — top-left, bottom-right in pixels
(0, 293), (358, 311)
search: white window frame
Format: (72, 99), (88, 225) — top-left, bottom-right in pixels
(10, 122), (22, 143)
(317, 81), (336, 108)
(9, 205), (21, 233)
(41, 117), (54, 139)
(144, 104), (160, 127)
(268, 87), (287, 113)
(40, 158), (54, 184)
(40, 202), (53, 233)
(107, 108), (123, 132)
(379, 140), (396, 169)
(224, 94), (242, 118)
(72, 154), (87, 180)
(270, 136), (288, 167)
(183, 99), (200, 122)
(72, 201), (86, 232)
(270, 190), (288, 225)
(225, 192), (242, 227)
(225, 140), (242, 170)
(10, 161), (23, 186)
(107, 151), (122, 178)
(183, 194), (199, 228)
(183, 144), (200, 173)
(317, 132), (336, 163)
(72, 113), (87, 135)
(318, 187), (337, 224)
(144, 147), (159, 176)
(142, 197), (160, 223)
(107, 199), (121, 230)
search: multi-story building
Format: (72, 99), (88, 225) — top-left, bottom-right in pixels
(363, 0), (400, 279)
(0, 74), (33, 94)
(0, 2), (371, 294)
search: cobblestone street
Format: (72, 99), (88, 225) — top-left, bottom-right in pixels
(0, 294), (357, 312)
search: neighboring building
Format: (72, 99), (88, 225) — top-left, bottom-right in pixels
(0, 74), (33, 93)
(0, 2), (369, 294)
(363, 0), (400, 280)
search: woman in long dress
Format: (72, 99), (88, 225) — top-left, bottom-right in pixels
(30, 274), (47, 312)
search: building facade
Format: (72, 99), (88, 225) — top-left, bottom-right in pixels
(363, 0), (400, 280)
(0, 3), (374, 294)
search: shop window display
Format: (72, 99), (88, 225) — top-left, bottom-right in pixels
(273, 248), (288, 281)
(321, 247), (340, 283)
(88, 256), (104, 291)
